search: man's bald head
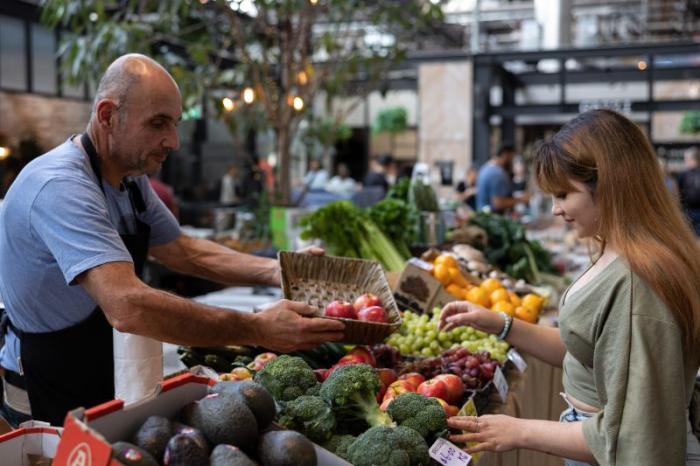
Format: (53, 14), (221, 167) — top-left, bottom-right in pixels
(91, 54), (178, 121)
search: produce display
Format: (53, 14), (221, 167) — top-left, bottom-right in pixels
(114, 380), (317, 466)
(399, 347), (502, 390)
(384, 308), (510, 360)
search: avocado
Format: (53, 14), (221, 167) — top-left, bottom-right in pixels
(210, 444), (259, 466)
(112, 441), (159, 466)
(179, 401), (200, 427)
(209, 381), (276, 429)
(163, 433), (208, 466)
(189, 393), (258, 448)
(257, 430), (317, 466)
(132, 415), (173, 462)
(172, 423), (209, 452)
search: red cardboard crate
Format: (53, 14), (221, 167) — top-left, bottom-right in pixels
(52, 372), (350, 466)
(0, 421), (62, 465)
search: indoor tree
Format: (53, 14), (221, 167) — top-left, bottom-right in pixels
(41, 0), (444, 204)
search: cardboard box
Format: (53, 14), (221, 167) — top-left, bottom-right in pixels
(394, 259), (459, 313)
(52, 373), (350, 466)
(0, 421), (62, 466)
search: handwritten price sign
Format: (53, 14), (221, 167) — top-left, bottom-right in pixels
(429, 438), (472, 466)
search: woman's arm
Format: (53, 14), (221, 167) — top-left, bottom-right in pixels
(440, 301), (566, 367)
(448, 415), (595, 462)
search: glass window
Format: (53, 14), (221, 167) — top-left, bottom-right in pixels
(0, 15), (27, 91)
(31, 24), (56, 94)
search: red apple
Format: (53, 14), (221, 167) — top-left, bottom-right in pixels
(417, 378), (449, 402)
(383, 385), (410, 402)
(434, 374), (465, 404)
(431, 397), (451, 416)
(337, 354), (366, 366)
(376, 368), (398, 387)
(325, 300), (357, 319)
(398, 372), (426, 389)
(357, 306), (388, 323)
(347, 347), (377, 367)
(252, 352), (277, 371)
(446, 405), (460, 418)
(380, 397), (394, 412)
(388, 379), (416, 393)
(313, 368), (327, 382)
(353, 293), (382, 313)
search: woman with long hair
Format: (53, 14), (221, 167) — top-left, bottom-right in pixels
(440, 109), (700, 465)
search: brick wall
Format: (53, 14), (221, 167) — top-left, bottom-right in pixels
(0, 91), (91, 152)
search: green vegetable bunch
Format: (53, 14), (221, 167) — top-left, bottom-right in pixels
(345, 425), (429, 466)
(299, 200), (406, 272)
(278, 395), (336, 443)
(469, 212), (557, 284)
(368, 198), (418, 259)
(386, 392), (447, 442)
(253, 355), (319, 402)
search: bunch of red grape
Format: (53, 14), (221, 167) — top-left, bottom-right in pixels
(399, 347), (501, 390)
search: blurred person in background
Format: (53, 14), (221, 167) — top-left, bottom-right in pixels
(441, 110), (700, 466)
(302, 158), (329, 191)
(678, 147), (700, 235)
(455, 166), (478, 210)
(219, 164), (240, 206)
(325, 162), (358, 195)
(148, 174), (179, 219)
(476, 144), (530, 214)
(363, 154), (393, 194)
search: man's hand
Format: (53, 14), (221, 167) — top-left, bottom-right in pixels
(448, 415), (526, 454)
(252, 299), (344, 352)
(269, 246), (325, 286)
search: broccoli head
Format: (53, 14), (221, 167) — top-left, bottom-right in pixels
(319, 363), (394, 428)
(321, 434), (356, 461)
(253, 355), (317, 402)
(387, 392), (448, 441)
(345, 426), (429, 466)
(278, 395), (336, 443)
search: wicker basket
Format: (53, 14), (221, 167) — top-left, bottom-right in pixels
(278, 252), (402, 345)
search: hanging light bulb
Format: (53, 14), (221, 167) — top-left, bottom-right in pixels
(309, 0), (319, 4)
(297, 71), (308, 85)
(222, 97), (235, 112)
(242, 87), (255, 104)
(293, 96), (304, 111)
(0, 147), (10, 160)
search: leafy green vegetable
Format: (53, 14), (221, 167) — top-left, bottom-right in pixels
(409, 180), (439, 212)
(368, 198), (417, 259)
(469, 212), (557, 284)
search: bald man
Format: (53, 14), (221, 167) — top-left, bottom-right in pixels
(0, 54), (344, 426)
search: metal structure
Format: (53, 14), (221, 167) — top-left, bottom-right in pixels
(471, 41), (700, 165)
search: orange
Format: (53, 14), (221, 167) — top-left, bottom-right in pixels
(489, 288), (509, 305)
(446, 284), (464, 299)
(509, 291), (522, 307)
(522, 293), (544, 312)
(491, 300), (515, 316)
(466, 287), (491, 308)
(448, 267), (467, 286)
(433, 264), (450, 285)
(435, 254), (458, 269)
(515, 305), (538, 323)
(480, 278), (503, 294)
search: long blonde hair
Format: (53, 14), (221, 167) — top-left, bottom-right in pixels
(533, 109), (700, 351)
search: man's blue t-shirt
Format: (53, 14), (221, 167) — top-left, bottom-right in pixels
(476, 163), (513, 212)
(0, 138), (180, 372)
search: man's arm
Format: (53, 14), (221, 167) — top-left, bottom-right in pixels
(76, 261), (345, 352)
(149, 234), (279, 287)
(490, 192), (530, 212)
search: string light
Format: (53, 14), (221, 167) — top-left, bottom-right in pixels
(0, 147), (11, 160)
(242, 87), (255, 104)
(293, 96), (304, 111)
(637, 60), (647, 71)
(222, 97), (235, 112)
(297, 71), (308, 85)
(310, 0), (318, 4)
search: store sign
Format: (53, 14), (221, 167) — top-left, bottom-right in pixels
(507, 348), (528, 373)
(579, 99), (632, 114)
(493, 366), (508, 403)
(430, 438), (472, 465)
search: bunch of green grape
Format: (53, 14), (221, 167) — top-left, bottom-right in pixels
(385, 308), (509, 362)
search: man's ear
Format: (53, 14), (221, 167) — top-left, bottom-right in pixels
(95, 99), (119, 129)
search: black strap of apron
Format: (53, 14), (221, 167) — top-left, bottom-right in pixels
(80, 133), (146, 215)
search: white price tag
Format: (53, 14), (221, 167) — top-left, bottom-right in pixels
(429, 438), (472, 466)
(493, 366), (508, 403)
(507, 348), (528, 373)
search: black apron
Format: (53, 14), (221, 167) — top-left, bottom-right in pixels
(10, 133), (151, 426)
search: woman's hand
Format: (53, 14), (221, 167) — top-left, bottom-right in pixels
(448, 415), (525, 454)
(439, 301), (505, 335)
